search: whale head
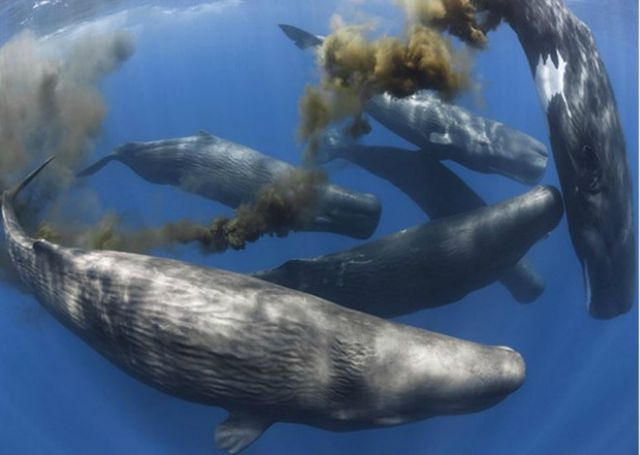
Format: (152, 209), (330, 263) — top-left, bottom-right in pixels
(568, 138), (635, 319)
(369, 328), (525, 425)
(312, 184), (382, 240)
(489, 122), (548, 185)
(547, 94), (635, 319)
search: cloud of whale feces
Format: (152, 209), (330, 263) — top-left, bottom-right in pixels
(0, 28), (135, 286)
(1, 0), (500, 280)
(298, 0), (493, 161)
(0, 24), (335, 265)
(36, 168), (328, 254)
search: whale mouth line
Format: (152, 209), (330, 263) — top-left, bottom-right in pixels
(312, 210), (378, 239)
(582, 260), (592, 311)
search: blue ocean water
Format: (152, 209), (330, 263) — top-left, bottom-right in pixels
(0, 1), (637, 454)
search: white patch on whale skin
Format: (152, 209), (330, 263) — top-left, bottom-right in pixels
(534, 50), (570, 115)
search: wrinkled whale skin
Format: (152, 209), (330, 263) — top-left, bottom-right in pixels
(78, 131), (382, 240)
(318, 140), (545, 303)
(480, 0), (635, 318)
(365, 92), (548, 185)
(256, 185), (563, 318)
(2, 160), (526, 454)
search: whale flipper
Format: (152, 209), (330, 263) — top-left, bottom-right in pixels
(278, 24), (323, 49)
(214, 412), (272, 454)
(76, 155), (117, 178)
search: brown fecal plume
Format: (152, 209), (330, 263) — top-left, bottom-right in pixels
(36, 169), (328, 255)
(299, 0), (488, 161)
(0, 29), (134, 287)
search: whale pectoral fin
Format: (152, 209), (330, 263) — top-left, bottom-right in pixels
(214, 412), (273, 454)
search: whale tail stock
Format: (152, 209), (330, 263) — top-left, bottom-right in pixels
(278, 24), (323, 49)
(76, 154), (118, 178)
(5, 156), (55, 203)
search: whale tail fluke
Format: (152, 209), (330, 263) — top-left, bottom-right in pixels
(215, 412), (272, 454)
(278, 24), (323, 49)
(315, 128), (355, 164)
(76, 155), (117, 178)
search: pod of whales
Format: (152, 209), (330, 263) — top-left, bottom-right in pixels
(3, 159), (525, 454)
(78, 131), (382, 240)
(255, 185), (563, 318)
(317, 136), (545, 303)
(479, 0), (635, 318)
(280, 6), (636, 318)
(278, 23), (549, 185)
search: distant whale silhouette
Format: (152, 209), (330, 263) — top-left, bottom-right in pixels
(255, 185), (563, 318)
(78, 131), (381, 240)
(480, 0), (635, 318)
(3, 158), (525, 454)
(317, 135), (545, 303)
(278, 23), (548, 185)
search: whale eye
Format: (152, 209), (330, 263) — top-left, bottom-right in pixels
(578, 145), (602, 194)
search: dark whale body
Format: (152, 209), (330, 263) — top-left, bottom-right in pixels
(3, 159), (525, 454)
(317, 138), (545, 303)
(255, 186), (563, 318)
(479, 0), (635, 318)
(78, 131), (382, 240)
(278, 23), (548, 185)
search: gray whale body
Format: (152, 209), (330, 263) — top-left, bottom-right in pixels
(278, 23), (548, 185)
(3, 159), (526, 454)
(318, 137), (545, 303)
(480, 0), (635, 318)
(255, 185), (563, 318)
(78, 131), (382, 240)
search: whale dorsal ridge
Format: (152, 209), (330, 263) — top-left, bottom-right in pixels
(214, 412), (272, 454)
(195, 130), (217, 144)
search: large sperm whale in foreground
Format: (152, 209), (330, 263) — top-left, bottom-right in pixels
(4, 159), (525, 454)
(78, 131), (382, 240)
(255, 185), (563, 318)
(317, 135), (545, 303)
(478, 0), (635, 318)
(278, 24), (548, 185)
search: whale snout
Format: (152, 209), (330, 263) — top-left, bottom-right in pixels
(462, 346), (525, 411)
(497, 347), (526, 395)
(493, 124), (549, 185)
(521, 185), (564, 234)
(312, 185), (382, 239)
(580, 233), (635, 319)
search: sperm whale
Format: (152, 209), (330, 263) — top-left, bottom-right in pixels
(3, 158), (525, 454)
(255, 185), (563, 318)
(478, 0), (635, 318)
(317, 134), (545, 303)
(78, 131), (382, 240)
(278, 23), (548, 185)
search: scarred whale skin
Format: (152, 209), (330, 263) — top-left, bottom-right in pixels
(278, 23), (548, 185)
(365, 92), (548, 185)
(317, 137), (545, 303)
(479, 0), (635, 318)
(78, 130), (382, 240)
(3, 159), (525, 454)
(255, 185), (563, 318)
